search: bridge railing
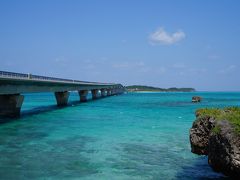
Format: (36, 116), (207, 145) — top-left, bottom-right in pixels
(0, 71), (28, 79)
(0, 71), (116, 86)
(30, 74), (74, 83)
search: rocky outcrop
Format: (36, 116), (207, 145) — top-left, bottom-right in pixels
(190, 115), (215, 155)
(189, 108), (240, 178)
(192, 96), (202, 102)
(208, 120), (240, 177)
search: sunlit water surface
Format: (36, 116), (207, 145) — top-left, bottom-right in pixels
(0, 92), (239, 179)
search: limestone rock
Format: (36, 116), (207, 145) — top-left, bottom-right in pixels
(208, 120), (240, 177)
(192, 96), (202, 103)
(190, 116), (215, 155)
(189, 110), (240, 178)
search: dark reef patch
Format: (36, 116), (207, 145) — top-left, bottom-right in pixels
(0, 135), (100, 179)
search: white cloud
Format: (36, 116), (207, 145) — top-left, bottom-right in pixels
(136, 61), (145, 66)
(112, 61), (145, 69)
(112, 61), (157, 74)
(189, 68), (207, 73)
(138, 67), (151, 73)
(219, 65), (237, 74)
(149, 27), (186, 45)
(155, 67), (167, 74)
(172, 63), (186, 69)
(112, 62), (131, 69)
(55, 56), (67, 63)
(83, 59), (92, 63)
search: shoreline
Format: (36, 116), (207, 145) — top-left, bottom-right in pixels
(127, 91), (240, 93)
(127, 91), (195, 93)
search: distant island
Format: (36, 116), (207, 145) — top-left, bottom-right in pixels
(125, 85), (195, 92)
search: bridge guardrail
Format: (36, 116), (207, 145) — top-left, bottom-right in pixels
(0, 71), (28, 79)
(0, 71), (116, 86)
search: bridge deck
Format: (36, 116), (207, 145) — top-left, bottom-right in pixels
(0, 71), (124, 117)
(0, 71), (123, 94)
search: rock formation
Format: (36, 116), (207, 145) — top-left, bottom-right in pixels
(190, 115), (215, 155)
(189, 107), (240, 178)
(192, 96), (202, 102)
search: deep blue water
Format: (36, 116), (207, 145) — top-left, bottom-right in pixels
(0, 92), (239, 179)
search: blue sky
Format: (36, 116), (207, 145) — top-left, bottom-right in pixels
(0, 0), (240, 91)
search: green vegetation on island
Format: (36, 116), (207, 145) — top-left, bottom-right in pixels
(125, 85), (195, 92)
(196, 107), (240, 134)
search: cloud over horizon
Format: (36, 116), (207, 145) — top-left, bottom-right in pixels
(149, 27), (186, 45)
(219, 65), (237, 74)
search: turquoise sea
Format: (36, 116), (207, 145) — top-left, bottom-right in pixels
(0, 92), (239, 179)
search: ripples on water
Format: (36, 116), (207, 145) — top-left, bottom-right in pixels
(0, 92), (239, 179)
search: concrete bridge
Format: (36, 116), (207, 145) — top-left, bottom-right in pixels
(0, 71), (125, 118)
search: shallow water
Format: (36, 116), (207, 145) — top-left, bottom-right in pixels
(0, 92), (239, 179)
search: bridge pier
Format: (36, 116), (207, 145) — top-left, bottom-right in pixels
(101, 89), (106, 97)
(54, 91), (69, 106)
(0, 94), (24, 117)
(111, 89), (117, 95)
(111, 88), (123, 95)
(91, 89), (99, 100)
(117, 88), (123, 95)
(78, 90), (88, 102)
(107, 89), (111, 96)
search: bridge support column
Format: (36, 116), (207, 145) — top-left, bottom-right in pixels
(54, 91), (69, 106)
(78, 90), (88, 102)
(111, 89), (116, 95)
(117, 88), (122, 95)
(91, 89), (99, 100)
(120, 89), (124, 94)
(101, 89), (106, 97)
(0, 94), (24, 118)
(107, 89), (111, 96)
(115, 88), (123, 95)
